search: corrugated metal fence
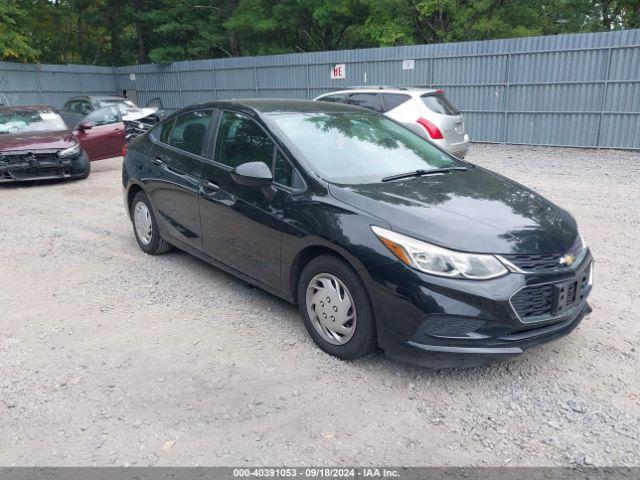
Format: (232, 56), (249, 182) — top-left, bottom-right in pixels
(2, 29), (639, 149)
(0, 63), (116, 109)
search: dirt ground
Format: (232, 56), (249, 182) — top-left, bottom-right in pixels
(0, 144), (639, 467)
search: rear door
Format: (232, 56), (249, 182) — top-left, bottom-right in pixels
(146, 109), (213, 251)
(74, 106), (125, 160)
(420, 92), (466, 143)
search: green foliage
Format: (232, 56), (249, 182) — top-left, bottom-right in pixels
(0, 0), (39, 61)
(1, 0), (639, 65)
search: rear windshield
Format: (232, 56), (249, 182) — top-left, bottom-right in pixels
(268, 111), (456, 185)
(0, 109), (67, 135)
(421, 94), (460, 116)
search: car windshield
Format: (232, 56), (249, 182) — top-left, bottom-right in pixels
(0, 109), (67, 135)
(268, 111), (457, 184)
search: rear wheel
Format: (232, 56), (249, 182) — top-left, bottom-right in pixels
(131, 191), (172, 255)
(297, 255), (377, 359)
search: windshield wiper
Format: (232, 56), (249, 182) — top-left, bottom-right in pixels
(381, 166), (468, 182)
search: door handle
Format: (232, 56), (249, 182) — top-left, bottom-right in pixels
(203, 179), (219, 190)
(151, 156), (163, 166)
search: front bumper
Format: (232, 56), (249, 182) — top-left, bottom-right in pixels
(0, 151), (87, 182)
(365, 251), (593, 368)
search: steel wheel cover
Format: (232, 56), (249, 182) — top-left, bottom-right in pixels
(305, 273), (357, 345)
(133, 201), (153, 245)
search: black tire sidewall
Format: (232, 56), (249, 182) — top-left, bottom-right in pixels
(297, 255), (377, 359)
(131, 191), (164, 254)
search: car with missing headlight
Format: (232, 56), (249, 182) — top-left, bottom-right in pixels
(0, 105), (127, 182)
(0, 105), (90, 182)
(122, 99), (592, 368)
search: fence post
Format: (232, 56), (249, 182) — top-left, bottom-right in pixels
(503, 53), (511, 144)
(429, 57), (434, 87)
(177, 69), (184, 105)
(306, 64), (311, 99)
(254, 67), (259, 96)
(212, 68), (218, 100)
(34, 65), (45, 104)
(596, 47), (613, 149)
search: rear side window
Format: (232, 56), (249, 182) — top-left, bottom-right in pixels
(318, 93), (347, 103)
(421, 94), (460, 116)
(346, 93), (383, 113)
(170, 110), (212, 156)
(382, 93), (411, 112)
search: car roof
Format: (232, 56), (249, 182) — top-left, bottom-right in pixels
(0, 104), (56, 112)
(180, 99), (371, 115)
(316, 86), (440, 96)
(67, 95), (127, 102)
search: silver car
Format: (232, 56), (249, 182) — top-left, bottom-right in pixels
(314, 86), (469, 158)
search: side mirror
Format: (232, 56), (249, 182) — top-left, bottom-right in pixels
(78, 121), (93, 131)
(231, 161), (273, 188)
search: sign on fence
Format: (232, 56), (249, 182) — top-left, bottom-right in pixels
(402, 59), (415, 70)
(330, 64), (346, 80)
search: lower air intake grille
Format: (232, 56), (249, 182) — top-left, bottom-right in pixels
(510, 284), (554, 320)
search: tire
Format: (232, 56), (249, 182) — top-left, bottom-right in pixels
(73, 152), (91, 180)
(297, 254), (378, 359)
(130, 191), (172, 255)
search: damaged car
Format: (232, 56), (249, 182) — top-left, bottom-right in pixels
(0, 104), (126, 182)
(0, 105), (90, 182)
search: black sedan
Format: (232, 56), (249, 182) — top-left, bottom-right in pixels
(122, 100), (593, 368)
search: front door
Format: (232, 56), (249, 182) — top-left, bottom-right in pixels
(199, 110), (302, 291)
(74, 106), (125, 160)
(145, 109), (213, 251)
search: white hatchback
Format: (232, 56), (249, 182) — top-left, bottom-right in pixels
(314, 86), (469, 158)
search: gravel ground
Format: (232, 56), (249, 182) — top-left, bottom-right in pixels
(0, 144), (639, 467)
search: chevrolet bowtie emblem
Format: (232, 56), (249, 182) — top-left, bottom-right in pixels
(559, 254), (575, 266)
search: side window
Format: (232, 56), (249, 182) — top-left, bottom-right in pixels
(152, 118), (174, 144)
(346, 93), (383, 112)
(69, 101), (83, 114)
(169, 110), (212, 156)
(80, 101), (93, 115)
(63, 102), (73, 112)
(382, 93), (411, 112)
(84, 106), (120, 126)
(274, 150), (304, 189)
(273, 150), (292, 185)
(318, 93), (347, 103)
(215, 111), (274, 169)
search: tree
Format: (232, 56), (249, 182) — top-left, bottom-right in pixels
(0, 0), (38, 62)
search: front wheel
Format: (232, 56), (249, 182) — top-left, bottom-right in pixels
(297, 255), (378, 359)
(131, 191), (172, 255)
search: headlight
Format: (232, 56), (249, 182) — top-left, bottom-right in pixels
(371, 226), (508, 280)
(58, 142), (80, 158)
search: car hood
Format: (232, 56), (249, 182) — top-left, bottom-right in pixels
(121, 107), (158, 121)
(328, 166), (578, 254)
(0, 130), (76, 152)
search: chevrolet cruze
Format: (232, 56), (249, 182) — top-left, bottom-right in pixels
(122, 100), (593, 368)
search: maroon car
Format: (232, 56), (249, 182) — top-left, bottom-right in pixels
(0, 105), (125, 182)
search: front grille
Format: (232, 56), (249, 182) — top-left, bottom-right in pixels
(502, 235), (585, 272)
(511, 262), (592, 323)
(502, 253), (561, 271)
(2, 151), (60, 163)
(511, 284), (554, 320)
